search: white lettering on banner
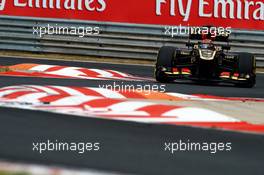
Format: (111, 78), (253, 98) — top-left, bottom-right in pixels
(253, 2), (264, 20)
(2, 0), (263, 22)
(199, 0), (212, 17)
(202, 0), (264, 20)
(156, 0), (166, 16)
(12, 0), (107, 12)
(85, 0), (95, 11)
(0, 0), (6, 10)
(214, 0), (235, 19)
(156, 0), (264, 21)
(178, 0), (192, 21)
(14, 0), (26, 7)
(236, 0), (242, 19)
(156, 0), (193, 21)
(97, 0), (106, 12)
(64, 0), (75, 10)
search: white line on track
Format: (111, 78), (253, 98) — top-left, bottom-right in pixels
(0, 160), (123, 175)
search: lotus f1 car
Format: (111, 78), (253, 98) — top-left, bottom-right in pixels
(155, 29), (256, 88)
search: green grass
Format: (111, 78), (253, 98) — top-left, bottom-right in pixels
(0, 67), (10, 72)
(0, 171), (30, 175)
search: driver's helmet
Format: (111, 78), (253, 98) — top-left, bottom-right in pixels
(201, 33), (214, 49)
(200, 41), (214, 50)
(202, 39), (212, 44)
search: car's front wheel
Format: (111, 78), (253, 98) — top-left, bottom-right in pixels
(236, 52), (256, 88)
(155, 46), (175, 83)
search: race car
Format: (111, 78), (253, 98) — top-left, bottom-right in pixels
(154, 28), (256, 88)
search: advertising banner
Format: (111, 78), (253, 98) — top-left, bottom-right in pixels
(0, 0), (263, 30)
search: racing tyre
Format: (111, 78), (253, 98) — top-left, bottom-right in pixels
(155, 46), (175, 83)
(236, 52), (256, 88)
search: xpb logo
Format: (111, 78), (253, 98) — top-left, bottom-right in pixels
(0, 0), (6, 10)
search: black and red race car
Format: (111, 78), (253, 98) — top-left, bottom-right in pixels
(154, 28), (256, 88)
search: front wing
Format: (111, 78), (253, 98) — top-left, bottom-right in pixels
(163, 68), (251, 84)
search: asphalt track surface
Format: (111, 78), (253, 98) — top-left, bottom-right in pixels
(0, 57), (264, 175)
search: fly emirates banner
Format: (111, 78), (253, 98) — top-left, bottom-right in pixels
(0, 0), (263, 30)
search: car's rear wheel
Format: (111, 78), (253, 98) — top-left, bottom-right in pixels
(236, 52), (256, 88)
(155, 46), (175, 83)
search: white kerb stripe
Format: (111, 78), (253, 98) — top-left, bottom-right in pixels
(51, 96), (100, 105)
(166, 92), (197, 99)
(29, 65), (56, 72)
(108, 101), (155, 112)
(0, 89), (34, 97)
(166, 93), (224, 101)
(107, 70), (130, 77)
(162, 107), (240, 122)
(46, 67), (87, 77)
(12, 92), (49, 102)
(90, 111), (149, 116)
(89, 88), (126, 99)
(113, 117), (182, 123)
(89, 69), (113, 77)
(0, 85), (30, 91)
(25, 85), (59, 94)
(51, 86), (85, 96)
